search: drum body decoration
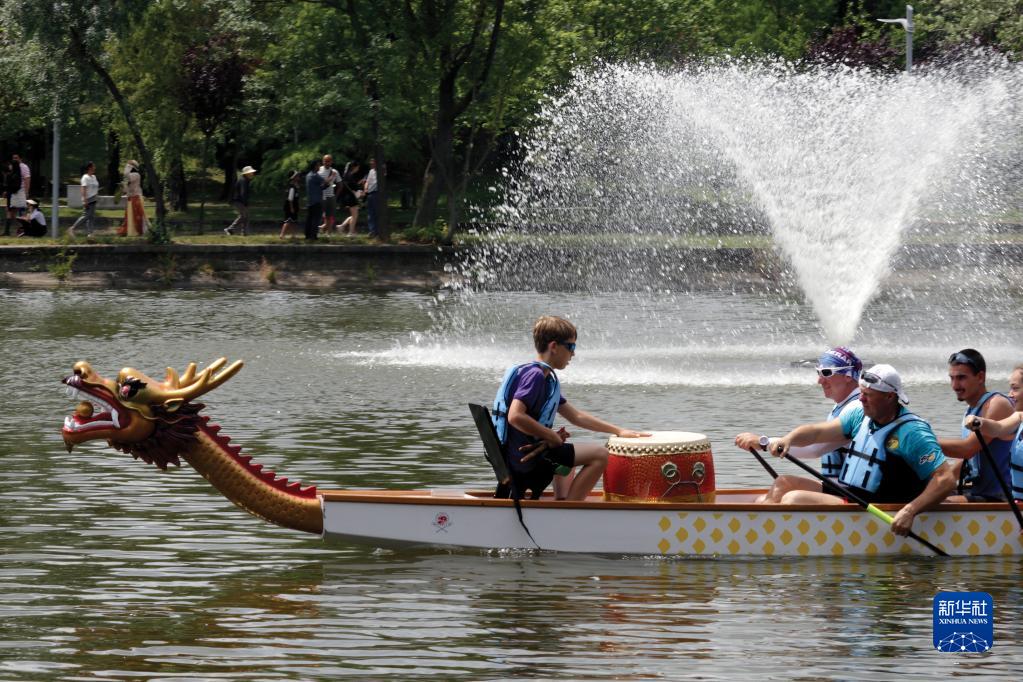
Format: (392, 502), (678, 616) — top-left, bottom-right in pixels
(603, 431), (715, 502)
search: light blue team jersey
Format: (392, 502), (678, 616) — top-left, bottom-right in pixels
(838, 404), (946, 480)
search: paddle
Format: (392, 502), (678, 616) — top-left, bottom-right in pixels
(968, 421), (1023, 531)
(773, 447), (949, 557)
(748, 441), (778, 479)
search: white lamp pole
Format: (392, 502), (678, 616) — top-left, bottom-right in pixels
(879, 5), (914, 74)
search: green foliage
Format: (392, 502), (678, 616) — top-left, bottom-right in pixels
(147, 219), (173, 245)
(48, 246), (77, 281)
(153, 252), (178, 284)
(396, 219), (446, 244)
(917, 0), (1023, 55)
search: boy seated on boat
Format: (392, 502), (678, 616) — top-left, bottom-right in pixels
(492, 315), (649, 500)
(742, 364), (957, 537)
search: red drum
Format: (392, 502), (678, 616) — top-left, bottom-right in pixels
(603, 431), (716, 502)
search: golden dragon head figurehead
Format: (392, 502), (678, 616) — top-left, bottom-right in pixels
(62, 358), (243, 465)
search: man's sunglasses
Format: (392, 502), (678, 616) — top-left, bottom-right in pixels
(948, 352), (980, 372)
(816, 366), (852, 378)
(559, 341), (577, 352)
(860, 371), (897, 393)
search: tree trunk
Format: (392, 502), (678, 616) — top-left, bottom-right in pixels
(106, 131), (120, 194)
(168, 152), (188, 212)
(412, 159), (434, 228)
(76, 36), (166, 222)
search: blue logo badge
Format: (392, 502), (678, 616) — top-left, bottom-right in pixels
(933, 591), (993, 653)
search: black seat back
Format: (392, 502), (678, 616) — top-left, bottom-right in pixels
(469, 403), (511, 489)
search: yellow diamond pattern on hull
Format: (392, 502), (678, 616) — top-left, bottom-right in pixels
(652, 505), (1020, 557)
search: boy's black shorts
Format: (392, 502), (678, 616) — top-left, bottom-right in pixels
(511, 443), (575, 499)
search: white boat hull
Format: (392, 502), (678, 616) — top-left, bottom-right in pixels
(320, 489), (1023, 557)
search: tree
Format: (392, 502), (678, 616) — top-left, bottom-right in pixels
(3, 0), (168, 223)
(182, 33), (248, 229)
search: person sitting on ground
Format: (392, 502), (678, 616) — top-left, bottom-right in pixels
(735, 346), (862, 503)
(964, 363), (1023, 503)
(757, 364), (956, 537)
(937, 349), (1015, 502)
(16, 199), (47, 237)
(492, 315), (649, 501)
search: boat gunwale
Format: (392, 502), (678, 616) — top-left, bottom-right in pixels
(319, 488), (1012, 513)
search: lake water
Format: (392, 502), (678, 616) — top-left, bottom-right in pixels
(2, 276), (1021, 679)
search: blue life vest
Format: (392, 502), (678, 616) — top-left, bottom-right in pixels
(1010, 422), (1023, 501)
(821, 390), (860, 478)
(491, 362), (560, 445)
(839, 412), (928, 503)
(959, 391), (1012, 499)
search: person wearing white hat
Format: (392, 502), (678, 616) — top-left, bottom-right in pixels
(764, 363), (957, 537)
(16, 199), (47, 237)
(225, 165), (257, 236)
(117, 160), (149, 237)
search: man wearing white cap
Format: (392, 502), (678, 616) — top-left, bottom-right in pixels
(765, 364), (957, 536)
(225, 165), (257, 236)
(736, 346), (863, 502)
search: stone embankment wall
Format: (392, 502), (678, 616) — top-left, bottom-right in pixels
(0, 244), (458, 289)
(1, 242), (1019, 290)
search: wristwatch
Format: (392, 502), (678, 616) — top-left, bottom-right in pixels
(758, 435), (771, 450)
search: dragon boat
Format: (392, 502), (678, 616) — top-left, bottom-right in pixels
(60, 358), (1023, 558)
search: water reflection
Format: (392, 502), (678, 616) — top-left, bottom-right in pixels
(3, 287), (1022, 679)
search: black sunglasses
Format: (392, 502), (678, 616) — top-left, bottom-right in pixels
(559, 341), (576, 352)
(860, 371), (898, 393)
(948, 352), (980, 372)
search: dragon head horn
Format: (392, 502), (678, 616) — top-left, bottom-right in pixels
(157, 358), (243, 404)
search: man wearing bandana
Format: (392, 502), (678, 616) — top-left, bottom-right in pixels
(736, 347), (863, 503)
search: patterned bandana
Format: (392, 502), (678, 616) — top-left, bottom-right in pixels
(817, 346), (862, 379)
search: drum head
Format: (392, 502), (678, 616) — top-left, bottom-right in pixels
(607, 431), (710, 455)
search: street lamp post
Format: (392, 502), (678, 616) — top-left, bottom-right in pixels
(51, 118), (60, 238)
(879, 4), (914, 74)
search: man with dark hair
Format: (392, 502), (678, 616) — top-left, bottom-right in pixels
(939, 349), (1015, 501)
(304, 158), (324, 241)
(490, 315), (648, 500)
